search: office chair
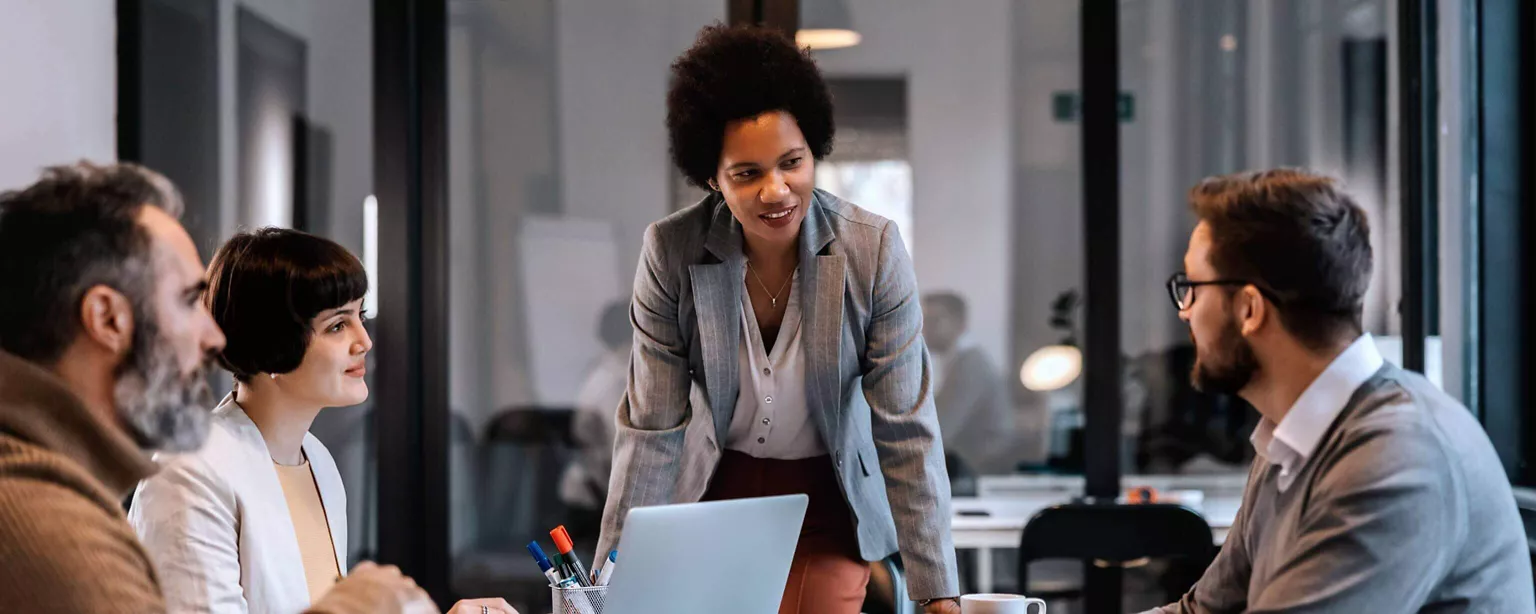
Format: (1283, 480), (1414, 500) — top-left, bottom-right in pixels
(1134, 345), (1258, 472)
(942, 452), (982, 593)
(1017, 502), (1213, 614)
(477, 406), (577, 546)
(453, 406), (576, 613)
(946, 452), (978, 497)
(483, 406), (576, 444)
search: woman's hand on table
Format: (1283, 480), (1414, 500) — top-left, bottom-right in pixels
(446, 597), (519, 614)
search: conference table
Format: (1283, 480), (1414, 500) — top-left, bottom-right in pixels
(950, 473), (1247, 593)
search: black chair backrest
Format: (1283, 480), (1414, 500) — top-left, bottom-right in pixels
(946, 452), (978, 497)
(476, 406), (577, 550)
(1017, 503), (1215, 610)
(483, 406), (575, 446)
(1019, 502), (1214, 565)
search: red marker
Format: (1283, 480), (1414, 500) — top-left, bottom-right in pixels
(550, 525), (592, 587)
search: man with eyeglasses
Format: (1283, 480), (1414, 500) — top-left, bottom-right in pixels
(1145, 169), (1532, 613)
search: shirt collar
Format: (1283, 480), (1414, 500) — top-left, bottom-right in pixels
(1252, 334), (1384, 468)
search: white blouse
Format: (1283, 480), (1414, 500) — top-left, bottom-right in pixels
(725, 269), (827, 459)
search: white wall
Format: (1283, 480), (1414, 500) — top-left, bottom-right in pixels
(307, 0), (373, 255)
(448, 0), (562, 418)
(1010, 0), (1080, 376)
(218, 0), (296, 239)
(816, 0), (1015, 370)
(1436, 0), (1466, 403)
(0, 0), (117, 188)
(217, 0), (372, 253)
(0, 0), (337, 250)
(557, 0), (725, 285)
(1119, 0), (1188, 358)
(444, 0), (725, 419)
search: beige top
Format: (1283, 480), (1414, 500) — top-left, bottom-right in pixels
(274, 459), (341, 602)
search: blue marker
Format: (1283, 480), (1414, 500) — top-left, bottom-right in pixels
(596, 550), (618, 586)
(526, 541), (563, 587)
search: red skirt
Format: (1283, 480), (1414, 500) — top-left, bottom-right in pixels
(701, 450), (871, 614)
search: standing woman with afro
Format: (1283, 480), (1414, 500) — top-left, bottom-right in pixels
(595, 24), (962, 614)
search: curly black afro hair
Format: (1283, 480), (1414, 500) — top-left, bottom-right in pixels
(667, 24), (836, 189)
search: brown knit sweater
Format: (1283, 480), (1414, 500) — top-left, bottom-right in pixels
(0, 353), (432, 614)
(0, 351), (165, 613)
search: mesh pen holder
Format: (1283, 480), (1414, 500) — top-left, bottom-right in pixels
(551, 583), (607, 614)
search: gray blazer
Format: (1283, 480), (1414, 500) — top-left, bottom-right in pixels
(1151, 366), (1535, 613)
(596, 190), (960, 600)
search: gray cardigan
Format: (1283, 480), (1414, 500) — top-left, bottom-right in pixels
(1152, 366), (1534, 613)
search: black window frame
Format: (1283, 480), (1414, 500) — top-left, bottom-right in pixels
(1467, 0), (1534, 485)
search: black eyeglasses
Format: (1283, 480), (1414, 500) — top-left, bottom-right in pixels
(1166, 272), (1280, 310)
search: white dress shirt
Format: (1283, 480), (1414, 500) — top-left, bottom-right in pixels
(930, 332), (974, 393)
(725, 269), (827, 459)
(1250, 334), (1385, 492)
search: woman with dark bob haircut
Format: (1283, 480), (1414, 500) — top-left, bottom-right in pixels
(130, 228), (515, 614)
(596, 25), (960, 614)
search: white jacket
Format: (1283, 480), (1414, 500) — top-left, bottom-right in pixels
(129, 394), (348, 614)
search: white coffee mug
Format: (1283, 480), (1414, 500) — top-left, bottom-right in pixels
(960, 593), (1046, 614)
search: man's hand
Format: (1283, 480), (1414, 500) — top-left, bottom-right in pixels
(923, 597), (963, 614)
(307, 561), (440, 614)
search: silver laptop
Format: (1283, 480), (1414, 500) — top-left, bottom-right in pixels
(604, 494), (809, 614)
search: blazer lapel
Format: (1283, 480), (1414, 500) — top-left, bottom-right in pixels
(800, 194), (846, 443)
(212, 394), (311, 602)
(691, 199), (744, 445)
(303, 435), (349, 576)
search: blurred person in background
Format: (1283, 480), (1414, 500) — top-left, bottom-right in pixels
(560, 301), (632, 532)
(0, 162), (434, 613)
(922, 292), (1015, 475)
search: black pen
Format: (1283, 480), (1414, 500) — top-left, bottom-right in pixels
(549, 552), (580, 586)
(550, 525), (591, 587)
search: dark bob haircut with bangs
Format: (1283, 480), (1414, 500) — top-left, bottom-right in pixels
(205, 227), (368, 381)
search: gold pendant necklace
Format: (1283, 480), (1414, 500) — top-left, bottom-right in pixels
(747, 262), (794, 309)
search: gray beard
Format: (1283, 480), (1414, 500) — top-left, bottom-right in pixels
(113, 316), (214, 453)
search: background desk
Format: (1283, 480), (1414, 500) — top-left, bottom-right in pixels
(950, 474), (1246, 593)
